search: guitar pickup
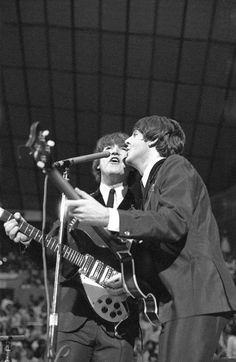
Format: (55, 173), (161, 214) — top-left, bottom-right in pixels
(79, 254), (94, 275)
(88, 261), (104, 281)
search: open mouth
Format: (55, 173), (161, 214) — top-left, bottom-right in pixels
(109, 156), (120, 163)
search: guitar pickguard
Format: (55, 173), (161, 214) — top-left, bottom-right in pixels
(80, 275), (128, 323)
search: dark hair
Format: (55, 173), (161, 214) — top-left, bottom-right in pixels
(92, 132), (129, 183)
(134, 115), (185, 157)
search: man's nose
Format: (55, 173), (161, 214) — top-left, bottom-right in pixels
(125, 137), (131, 145)
(111, 145), (119, 154)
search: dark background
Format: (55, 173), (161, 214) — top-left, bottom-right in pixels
(0, 0), (236, 255)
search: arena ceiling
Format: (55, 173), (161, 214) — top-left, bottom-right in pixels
(0, 0), (236, 232)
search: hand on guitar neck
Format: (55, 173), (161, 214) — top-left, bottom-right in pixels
(0, 206), (130, 324)
(3, 208), (126, 300)
(4, 212), (32, 247)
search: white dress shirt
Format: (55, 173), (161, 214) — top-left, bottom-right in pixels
(100, 182), (127, 209)
(101, 182), (127, 232)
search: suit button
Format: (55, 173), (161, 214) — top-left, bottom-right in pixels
(124, 231), (130, 236)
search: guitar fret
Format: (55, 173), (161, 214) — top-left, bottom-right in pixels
(72, 253), (79, 266)
(34, 229), (40, 239)
(74, 254), (81, 266)
(74, 252), (82, 265)
(63, 246), (70, 259)
(78, 254), (85, 268)
(21, 222), (32, 236)
(77, 254), (85, 266)
(72, 250), (79, 263)
(46, 237), (52, 248)
(70, 250), (77, 263)
(22, 222), (34, 236)
(46, 235), (52, 242)
(28, 226), (35, 237)
(61, 246), (82, 268)
(65, 247), (72, 260)
(44, 235), (50, 247)
(49, 237), (57, 251)
(45, 238), (51, 247)
(18, 220), (24, 229)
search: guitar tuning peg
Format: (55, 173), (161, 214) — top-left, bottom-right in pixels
(47, 140), (55, 147)
(42, 130), (49, 137)
(37, 161), (45, 169)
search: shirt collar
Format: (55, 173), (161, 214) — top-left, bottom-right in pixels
(141, 157), (165, 187)
(100, 182), (127, 207)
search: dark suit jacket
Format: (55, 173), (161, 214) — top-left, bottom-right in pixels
(49, 188), (139, 335)
(118, 155), (236, 323)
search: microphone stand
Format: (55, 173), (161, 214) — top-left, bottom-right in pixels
(47, 167), (70, 361)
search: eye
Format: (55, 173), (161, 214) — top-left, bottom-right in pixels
(132, 130), (143, 139)
(104, 146), (111, 151)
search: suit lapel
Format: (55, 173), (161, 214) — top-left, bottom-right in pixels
(91, 189), (105, 205)
(143, 158), (166, 209)
(119, 188), (135, 210)
(92, 188), (135, 210)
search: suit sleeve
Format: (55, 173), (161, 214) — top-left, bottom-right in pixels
(118, 156), (202, 244)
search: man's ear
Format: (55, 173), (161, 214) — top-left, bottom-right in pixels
(148, 139), (158, 148)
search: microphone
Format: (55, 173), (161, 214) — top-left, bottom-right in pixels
(53, 151), (110, 168)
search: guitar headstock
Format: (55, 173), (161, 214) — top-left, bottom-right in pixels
(25, 122), (55, 171)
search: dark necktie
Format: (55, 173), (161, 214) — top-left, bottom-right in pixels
(106, 188), (115, 207)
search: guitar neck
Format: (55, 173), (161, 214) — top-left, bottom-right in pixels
(0, 208), (116, 284)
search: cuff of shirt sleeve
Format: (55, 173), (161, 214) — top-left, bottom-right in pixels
(107, 208), (120, 232)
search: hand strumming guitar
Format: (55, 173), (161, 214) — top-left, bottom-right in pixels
(66, 188), (110, 227)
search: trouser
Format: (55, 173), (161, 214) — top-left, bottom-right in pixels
(56, 319), (134, 362)
(158, 313), (231, 362)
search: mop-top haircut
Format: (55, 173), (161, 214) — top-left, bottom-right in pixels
(133, 115), (186, 157)
(92, 132), (128, 183)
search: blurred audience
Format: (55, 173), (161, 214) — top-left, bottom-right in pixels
(1, 235), (236, 361)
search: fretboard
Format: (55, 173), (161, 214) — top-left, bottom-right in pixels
(0, 208), (117, 285)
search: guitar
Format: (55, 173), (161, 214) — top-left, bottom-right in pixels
(24, 122), (160, 325)
(0, 207), (129, 324)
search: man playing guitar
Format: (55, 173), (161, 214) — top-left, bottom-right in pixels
(3, 132), (140, 362)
